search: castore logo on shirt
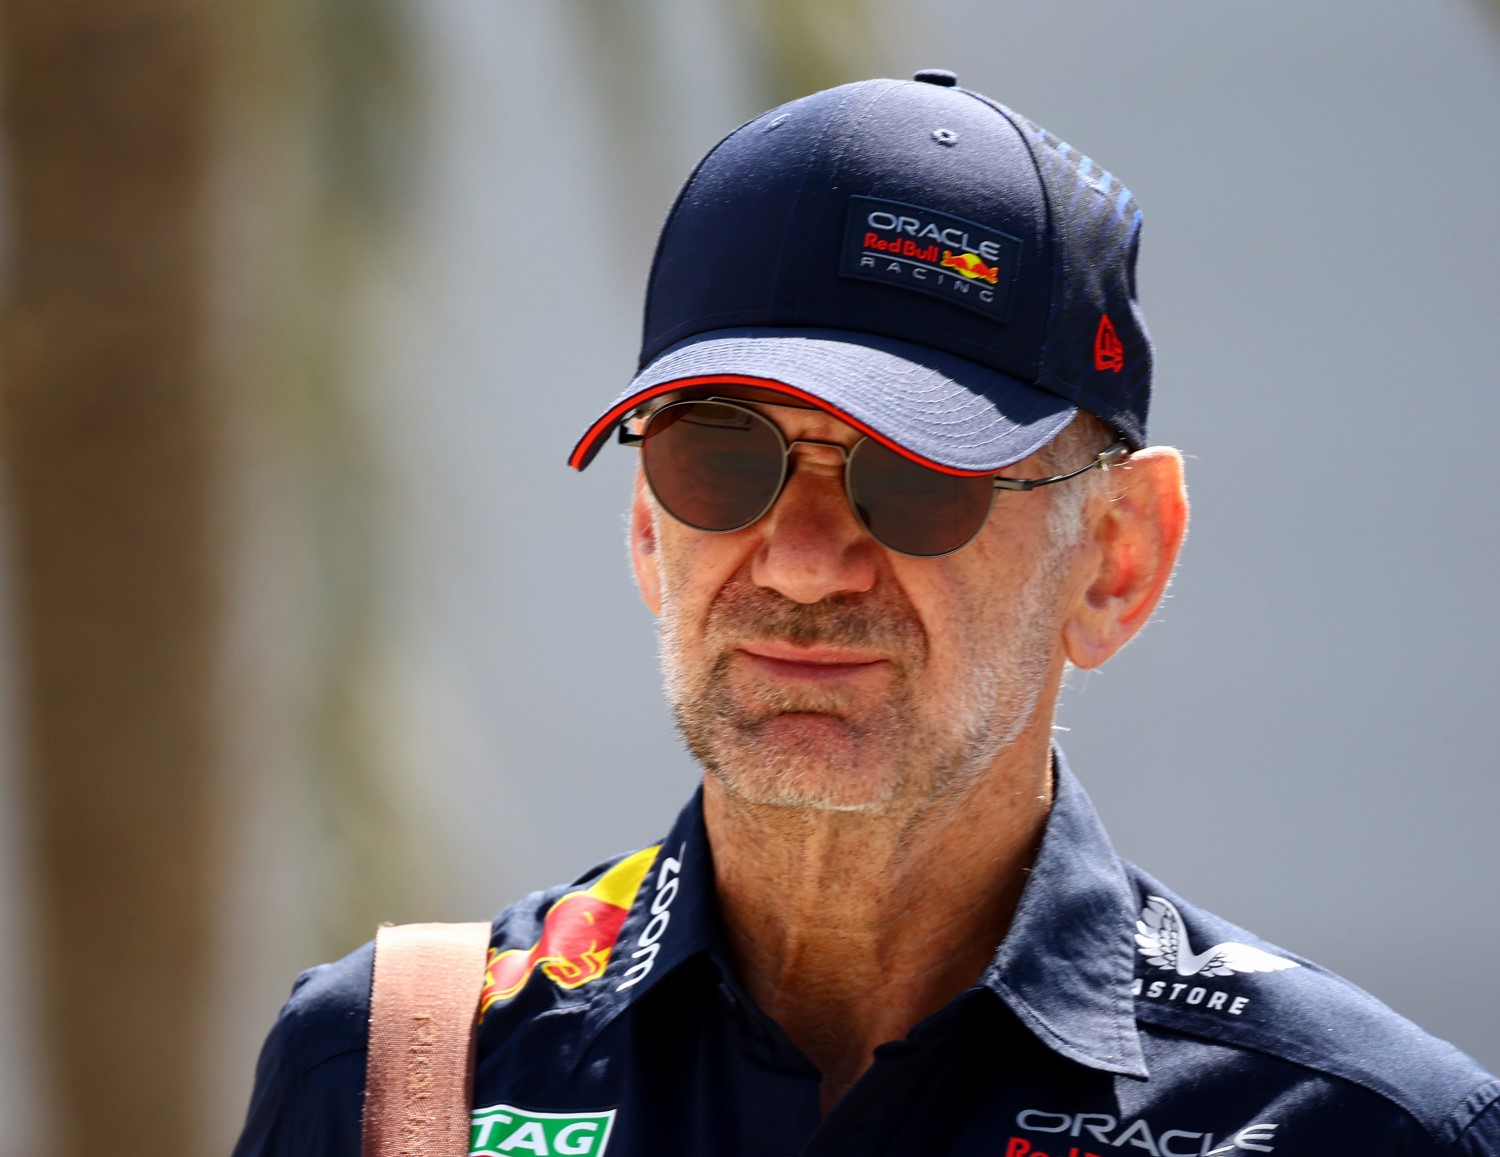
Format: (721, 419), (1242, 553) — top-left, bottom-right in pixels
(1135, 896), (1299, 978)
(1131, 895), (1298, 1018)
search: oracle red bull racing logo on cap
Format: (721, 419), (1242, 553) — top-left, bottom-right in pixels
(840, 195), (1021, 321)
(480, 845), (659, 1015)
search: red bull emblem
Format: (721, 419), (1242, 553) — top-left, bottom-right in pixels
(939, 249), (1001, 285)
(480, 845), (659, 1016)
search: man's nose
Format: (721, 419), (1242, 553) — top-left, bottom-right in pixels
(748, 448), (878, 604)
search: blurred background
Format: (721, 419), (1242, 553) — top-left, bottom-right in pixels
(0, 1), (1496, 1154)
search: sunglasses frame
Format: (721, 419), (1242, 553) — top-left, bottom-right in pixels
(619, 396), (1128, 558)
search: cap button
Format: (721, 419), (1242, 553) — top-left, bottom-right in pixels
(912, 69), (958, 87)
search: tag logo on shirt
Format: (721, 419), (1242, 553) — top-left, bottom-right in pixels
(470, 1104), (615, 1156)
(1135, 896), (1298, 978)
(839, 195), (1022, 321)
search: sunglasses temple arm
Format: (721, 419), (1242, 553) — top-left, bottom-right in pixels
(991, 442), (1130, 492)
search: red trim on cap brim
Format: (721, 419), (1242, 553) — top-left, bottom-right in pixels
(568, 374), (1007, 477)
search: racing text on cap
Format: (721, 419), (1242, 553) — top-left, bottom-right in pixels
(839, 195), (1023, 322)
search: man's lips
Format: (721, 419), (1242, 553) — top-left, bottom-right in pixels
(734, 642), (890, 683)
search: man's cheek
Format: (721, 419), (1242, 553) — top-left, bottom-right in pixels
(657, 599), (717, 697)
(660, 537), (731, 623)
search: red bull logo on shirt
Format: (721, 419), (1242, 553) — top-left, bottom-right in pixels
(480, 845), (659, 1015)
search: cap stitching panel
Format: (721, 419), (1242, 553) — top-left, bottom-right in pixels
(641, 110), (771, 371)
(1453, 1082), (1500, 1148)
(957, 88), (1055, 383)
(1068, 208), (1146, 426)
(1066, 206), (1145, 426)
(962, 92), (1149, 445)
(768, 84), (874, 322)
(789, 79), (904, 315)
(1039, 142), (1103, 405)
(645, 85), (881, 354)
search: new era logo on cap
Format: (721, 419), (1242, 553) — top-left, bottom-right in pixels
(1094, 313), (1124, 374)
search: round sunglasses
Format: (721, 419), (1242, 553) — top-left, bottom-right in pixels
(620, 397), (1127, 558)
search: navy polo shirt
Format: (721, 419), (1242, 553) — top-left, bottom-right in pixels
(234, 751), (1500, 1156)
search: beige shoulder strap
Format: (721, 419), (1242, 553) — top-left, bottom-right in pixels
(362, 921), (492, 1157)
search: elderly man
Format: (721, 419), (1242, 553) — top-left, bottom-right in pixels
(236, 73), (1499, 1157)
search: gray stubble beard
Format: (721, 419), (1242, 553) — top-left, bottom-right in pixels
(657, 536), (1072, 818)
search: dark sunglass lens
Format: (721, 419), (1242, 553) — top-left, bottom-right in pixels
(847, 439), (995, 556)
(641, 402), (785, 532)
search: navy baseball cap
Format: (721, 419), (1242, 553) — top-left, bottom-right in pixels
(569, 71), (1151, 476)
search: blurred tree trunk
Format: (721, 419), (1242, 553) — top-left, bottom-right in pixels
(740, 0), (885, 104)
(215, 0), (430, 965)
(0, 3), (219, 1157)
(568, 0), (884, 273)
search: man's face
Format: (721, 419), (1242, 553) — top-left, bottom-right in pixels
(631, 394), (1088, 817)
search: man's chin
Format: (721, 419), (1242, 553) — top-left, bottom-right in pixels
(707, 763), (902, 814)
(694, 715), (907, 814)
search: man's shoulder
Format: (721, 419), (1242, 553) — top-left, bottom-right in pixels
(234, 845), (663, 1156)
(1123, 864), (1500, 1146)
(257, 940), (375, 1086)
(267, 844), (663, 1076)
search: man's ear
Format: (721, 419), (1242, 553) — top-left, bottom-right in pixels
(1062, 447), (1188, 670)
(630, 470), (663, 616)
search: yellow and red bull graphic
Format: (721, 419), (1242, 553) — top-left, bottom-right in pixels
(480, 845), (659, 1016)
(939, 249), (1000, 284)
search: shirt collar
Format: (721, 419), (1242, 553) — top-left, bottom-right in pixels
(980, 746), (1148, 1078)
(581, 785), (717, 1045)
(582, 750), (1146, 1079)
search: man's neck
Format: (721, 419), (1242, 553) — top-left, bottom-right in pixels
(702, 722), (1056, 1116)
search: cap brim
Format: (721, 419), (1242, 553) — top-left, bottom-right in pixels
(569, 327), (1075, 475)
